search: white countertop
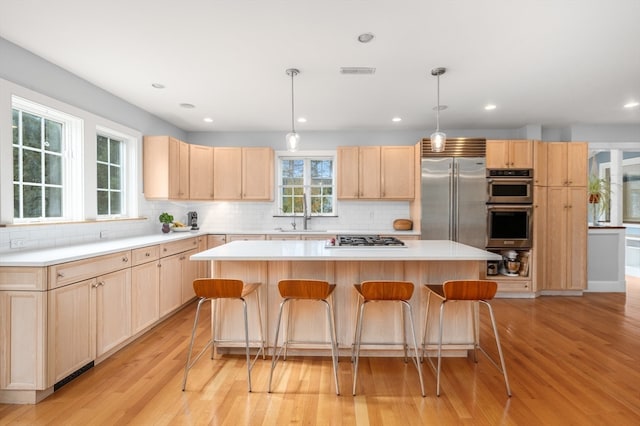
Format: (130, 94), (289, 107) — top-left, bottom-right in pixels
(191, 240), (501, 262)
(0, 231), (205, 267)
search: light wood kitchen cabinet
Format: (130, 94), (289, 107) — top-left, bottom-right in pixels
(546, 142), (588, 187)
(182, 248), (200, 303)
(533, 141), (548, 186)
(47, 279), (94, 385)
(189, 144), (214, 200)
(337, 145), (415, 200)
(158, 252), (184, 317)
(143, 136), (190, 200)
(131, 246), (160, 335)
(533, 185), (547, 292)
(226, 234), (267, 241)
(213, 147), (273, 200)
(381, 145), (415, 199)
(208, 234), (227, 248)
(95, 268), (132, 357)
(195, 235), (209, 279)
(486, 140), (533, 169)
(544, 186), (588, 290)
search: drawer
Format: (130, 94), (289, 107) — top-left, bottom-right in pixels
(496, 280), (532, 292)
(160, 237), (198, 258)
(226, 234), (266, 241)
(131, 245), (160, 266)
(48, 250), (131, 289)
(0, 267), (47, 291)
(207, 234), (227, 247)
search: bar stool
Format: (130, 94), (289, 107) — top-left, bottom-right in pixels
(422, 280), (511, 396)
(352, 280), (425, 397)
(268, 279), (340, 395)
(182, 278), (265, 392)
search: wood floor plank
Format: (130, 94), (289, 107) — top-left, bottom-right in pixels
(2, 279), (640, 425)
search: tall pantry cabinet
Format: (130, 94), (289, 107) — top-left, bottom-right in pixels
(535, 142), (588, 291)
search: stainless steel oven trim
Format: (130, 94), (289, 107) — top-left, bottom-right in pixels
(486, 177), (533, 204)
(486, 204), (533, 248)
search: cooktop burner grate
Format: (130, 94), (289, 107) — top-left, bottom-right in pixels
(333, 235), (406, 247)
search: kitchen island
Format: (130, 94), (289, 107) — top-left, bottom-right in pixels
(191, 239), (501, 357)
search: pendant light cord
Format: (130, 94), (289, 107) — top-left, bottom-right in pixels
(435, 73), (440, 132)
(290, 71), (296, 133)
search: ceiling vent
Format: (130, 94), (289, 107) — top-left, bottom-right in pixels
(340, 67), (376, 75)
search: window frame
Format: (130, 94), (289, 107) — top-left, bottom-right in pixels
(276, 150), (337, 217)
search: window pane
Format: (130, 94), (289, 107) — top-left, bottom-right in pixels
(97, 191), (109, 214)
(44, 119), (62, 153)
(110, 138), (122, 165)
(13, 147), (19, 181)
(45, 153), (62, 185)
(12, 109), (19, 144)
(110, 192), (121, 214)
(110, 165), (121, 190)
(23, 185), (42, 218)
(22, 112), (42, 149)
(624, 164), (640, 222)
(97, 135), (109, 162)
(97, 163), (108, 189)
(22, 150), (42, 183)
(45, 187), (62, 217)
(13, 184), (20, 217)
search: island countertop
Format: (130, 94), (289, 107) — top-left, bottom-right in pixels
(190, 239), (502, 262)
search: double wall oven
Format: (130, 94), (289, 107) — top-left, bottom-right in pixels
(486, 169), (533, 249)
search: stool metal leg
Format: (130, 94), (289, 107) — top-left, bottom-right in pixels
(421, 290), (432, 361)
(323, 299), (340, 395)
(255, 287), (266, 359)
(436, 300), (447, 396)
(352, 300), (367, 396)
(402, 302), (408, 363)
(268, 298), (288, 393)
(481, 301), (512, 397)
(182, 298), (211, 391)
(402, 300), (425, 397)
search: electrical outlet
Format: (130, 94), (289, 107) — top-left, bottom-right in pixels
(10, 238), (26, 249)
(100, 230), (109, 239)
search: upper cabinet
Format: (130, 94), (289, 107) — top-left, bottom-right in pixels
(189, 145), (214, 200)
(143, 136), (190, 200)
(546, 142), (588, 187)
(337, 145), (415, 200)
(486, 140), (533, 169)
(213, 147), (273, 201)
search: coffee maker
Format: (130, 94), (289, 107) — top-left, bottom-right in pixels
(187, 211), (199, 230)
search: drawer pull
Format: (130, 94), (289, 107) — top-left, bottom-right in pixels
(57, 272), (65, 278)
(92, 282), (99, 288)
(145, 252), (150, 257)
(122, 256), (129, 262)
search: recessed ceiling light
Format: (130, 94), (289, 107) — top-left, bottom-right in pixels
(624, 101), (639, 108)
(297, 117), (307, 123)
(357, 33), (375, 43)
(485, 104), (497, 110)
(203, 117), (214, 123)
(151, 83), (165, 89)
(179, 103), (195, 109)
(392, 117), (402, 122)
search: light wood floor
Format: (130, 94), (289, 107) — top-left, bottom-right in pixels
(2, 279), (640, 425)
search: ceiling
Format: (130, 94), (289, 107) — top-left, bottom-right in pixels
(1, 0), (639, 133)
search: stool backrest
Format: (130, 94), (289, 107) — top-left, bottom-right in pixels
(278, 279), (332, 299)
(442, 280), (498, 301)
(193, 278), (244, 299)
(360, 280), (414, 300)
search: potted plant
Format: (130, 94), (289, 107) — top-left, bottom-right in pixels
(588, 174), (611, 225)
(159, 212), (174, 233)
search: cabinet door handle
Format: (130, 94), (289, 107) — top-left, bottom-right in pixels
(92, 282), (99, 288)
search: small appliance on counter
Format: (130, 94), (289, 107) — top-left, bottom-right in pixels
(187, 211), (199, 230)
(499, 249), (520, 276)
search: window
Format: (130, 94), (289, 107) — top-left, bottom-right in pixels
(278, 155), (335, 216)
(97, 134), (125, 216)
(12, 106), (68, 220)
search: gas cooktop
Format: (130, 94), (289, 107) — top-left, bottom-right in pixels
(327, 235), (406, 247)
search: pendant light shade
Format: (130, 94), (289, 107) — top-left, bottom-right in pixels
(285, 68), (300, 152)
(430, 67), (447, 153)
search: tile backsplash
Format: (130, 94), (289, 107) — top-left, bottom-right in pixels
(0, 199), (411, 253)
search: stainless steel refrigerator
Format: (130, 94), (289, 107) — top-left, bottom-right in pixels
(420, 157), (486, 248)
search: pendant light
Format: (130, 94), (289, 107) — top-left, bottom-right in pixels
(285, 68), (300, 152)
(430, 67), (447, 153)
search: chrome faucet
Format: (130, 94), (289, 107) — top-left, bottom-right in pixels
(303, 193), (311, 230)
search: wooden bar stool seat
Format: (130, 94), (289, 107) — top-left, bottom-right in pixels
(422, 280), (511, 396)
(352, 280), (425, 397)
(268, 279), (340, 395)
(182, 278), (265, 392)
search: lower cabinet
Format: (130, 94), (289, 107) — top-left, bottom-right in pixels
(131, 260), (160, 335)
(182, 248), (200, 303)
(159, 252), (185, 318)
(95, 269), (132, 357)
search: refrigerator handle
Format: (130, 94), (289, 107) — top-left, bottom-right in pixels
(453, 162), (460, 241)
(449, 162), (456, 241)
